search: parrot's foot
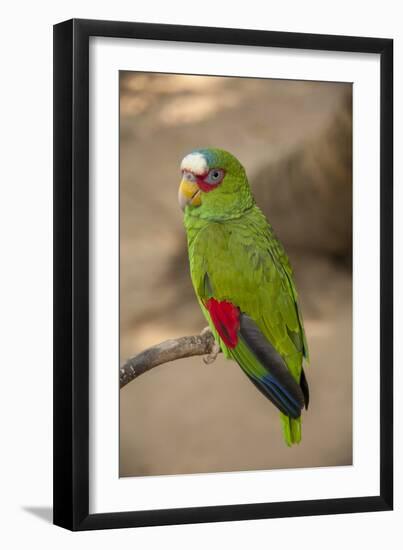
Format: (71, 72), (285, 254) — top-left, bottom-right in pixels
(200, 326), (221, 364)
(203, 340), (221, 364)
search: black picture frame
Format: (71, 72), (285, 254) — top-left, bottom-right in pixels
(53, 18), (393, 531)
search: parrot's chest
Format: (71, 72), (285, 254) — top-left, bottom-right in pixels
(187, 222), (231, 272)
(186, 219), (266, 305)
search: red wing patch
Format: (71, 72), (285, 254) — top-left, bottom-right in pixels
(205, 298), (240, 348)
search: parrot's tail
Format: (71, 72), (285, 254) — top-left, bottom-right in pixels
(280, 413), (302, 446)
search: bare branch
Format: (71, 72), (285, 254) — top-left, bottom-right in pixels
(120, 327), (221, 389)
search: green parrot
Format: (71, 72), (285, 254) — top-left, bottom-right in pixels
(178, 148), (310, 446)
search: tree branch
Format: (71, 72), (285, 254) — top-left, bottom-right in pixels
(120, 327), (221, 389)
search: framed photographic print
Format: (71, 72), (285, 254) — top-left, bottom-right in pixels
(53, 19), (393, 530)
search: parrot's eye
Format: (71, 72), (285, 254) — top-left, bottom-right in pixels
(205, 168), (225, 185)
(183, 171), (196, 182)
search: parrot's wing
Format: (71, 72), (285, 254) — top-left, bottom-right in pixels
(267, 234), (310, 364)
(202, 296), (306, 418)
(235, 313), (306, 418)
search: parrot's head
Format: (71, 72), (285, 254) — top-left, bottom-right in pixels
(178, 148), (254, 219)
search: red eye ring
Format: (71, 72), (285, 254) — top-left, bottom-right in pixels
(204, 168), (225, 185)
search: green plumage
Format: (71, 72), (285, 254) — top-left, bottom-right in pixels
(180, 148), (309, 445)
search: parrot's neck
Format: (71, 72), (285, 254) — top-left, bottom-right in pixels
(186, 187), (255, 222)
(185, 202), (254, 222)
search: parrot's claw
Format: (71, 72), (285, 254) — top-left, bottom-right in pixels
(203, 340), (221, 365)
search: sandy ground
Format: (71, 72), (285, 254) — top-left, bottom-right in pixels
(119, 73), (352, 476)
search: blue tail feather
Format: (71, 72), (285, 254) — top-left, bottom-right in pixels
(259, 374), (301, 418)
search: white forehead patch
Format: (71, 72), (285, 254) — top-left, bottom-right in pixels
(180, 152), (208, 175)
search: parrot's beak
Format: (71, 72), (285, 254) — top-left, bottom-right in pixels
(178, 179), (201, 211)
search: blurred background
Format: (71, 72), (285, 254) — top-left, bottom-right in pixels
(119, 72), (352, 477)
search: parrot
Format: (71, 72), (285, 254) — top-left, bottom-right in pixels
(178, 147), (310, 446)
